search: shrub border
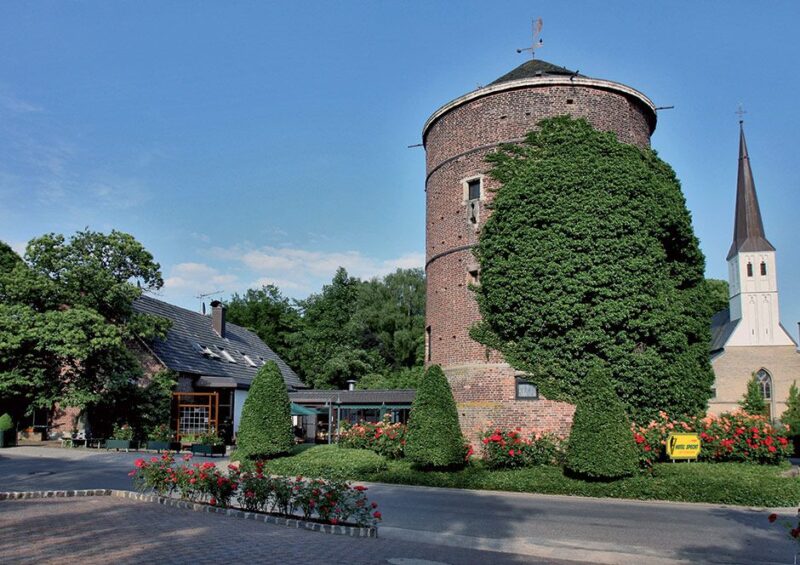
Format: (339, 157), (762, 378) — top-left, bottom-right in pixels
(0, 489), (378, 538)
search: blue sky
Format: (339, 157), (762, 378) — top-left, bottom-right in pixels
(1, 2), (799, 338)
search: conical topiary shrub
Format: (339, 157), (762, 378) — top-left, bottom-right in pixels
(565, 364), (638, 480)
(405, 364), (465, 468)
(236, 361), (293, 460)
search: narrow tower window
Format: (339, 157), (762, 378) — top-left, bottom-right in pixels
(467, 178), (481, 201)
(746, 262), (753, 277)
(425, 326), (432, 362)
(760, 261), (767, 276)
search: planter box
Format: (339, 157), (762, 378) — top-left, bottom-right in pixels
(105, 439), (135, 451)
(190, 443), (226, 457)
(146, 441), (176, 452)
(0, 429), (16, 448)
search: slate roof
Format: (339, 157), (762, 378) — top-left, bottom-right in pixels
(489, 59), (581, 86)
(133, 295), (305, 390)
(710, 308), (739, 353)
(727, 123), (775, 260)
(289, 389), (415, 405)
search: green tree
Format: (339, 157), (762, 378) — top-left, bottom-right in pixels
(740, 373), (768, 416)
(472, 116), (714, 421)
(781, 382), (800, 436)
(405, 365), (465, 468)
(706, 279), (730, 314)
(0, 231), (168, 436)
(565, 365), (639, 480)
(236, 361), (293, 459)
(357, 366), (424, 390)
(225, 285), (302, 362)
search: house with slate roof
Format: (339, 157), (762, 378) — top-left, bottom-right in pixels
(708, 121), (800, 419)
(132, 296), (414, 443)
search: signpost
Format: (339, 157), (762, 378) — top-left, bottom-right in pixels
(666, 433), (701, 461)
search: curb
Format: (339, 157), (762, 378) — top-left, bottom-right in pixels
(0, 490), (378, 538)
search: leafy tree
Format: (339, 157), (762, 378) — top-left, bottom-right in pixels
(405, 365), (465, 468)
(565, 365), (639, 480)
(236, 361), (293, 459)
(358, 366), (424, 390)
(0, 231), (168, 436)
(782, 382), (800, 435)
(226, 285), (302, 362)
(706, 279), (730, 314)
(472, 116), (714, 421)
(740, 373), (768, 416)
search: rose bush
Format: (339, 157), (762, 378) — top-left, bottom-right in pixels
(632, 410), (791, 466)
(339, 415), (407, 459)
(129, 456), (381, 527)
(481, 428), (565, 469)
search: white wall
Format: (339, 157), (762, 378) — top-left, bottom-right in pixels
(233, 389), (248, 434)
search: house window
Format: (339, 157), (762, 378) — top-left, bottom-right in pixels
(467, 268), (480, 286)
(425, 326), (432, 362)
(709, 387), (716, 399)
(467, 178), (481, 201)
(746, 262), (753, 277)
(515, 377), (538, 400)
(760, 261), (767, 276)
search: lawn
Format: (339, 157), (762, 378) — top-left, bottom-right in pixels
(260, 445), (800, 508)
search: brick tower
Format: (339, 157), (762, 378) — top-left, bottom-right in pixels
(422, 59), (658, 443)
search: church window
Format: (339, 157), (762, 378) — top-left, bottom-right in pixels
(756, 369), (772, 400)
(760, 261), (767, 276)
(746, 262), (753, 277)
(515, 377), (538, 400)
(467, 178), (481, 201)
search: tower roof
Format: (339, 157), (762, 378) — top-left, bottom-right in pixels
(489, 59), (581, 86)
(727, 123), (775, 260)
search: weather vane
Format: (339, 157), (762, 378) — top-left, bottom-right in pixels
(517, 18), (543, 59)
(735, 103), (747, 124)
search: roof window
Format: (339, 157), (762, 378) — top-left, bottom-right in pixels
(195, 343), (220, 359)
(242, 353), (258, 367)
(216, 346), (236, 363)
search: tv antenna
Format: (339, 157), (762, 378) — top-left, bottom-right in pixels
(517, 18), (543, 59)
(196, 290), (224, 315)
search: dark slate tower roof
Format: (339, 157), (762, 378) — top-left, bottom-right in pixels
(727, 123), (775, 260)
(489, 59), (581, 86)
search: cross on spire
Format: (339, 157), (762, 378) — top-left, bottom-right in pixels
(735, 103), (747, 124)
(516, 18), (543, 59)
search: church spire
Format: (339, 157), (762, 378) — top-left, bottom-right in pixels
(727, 121), (775, 260)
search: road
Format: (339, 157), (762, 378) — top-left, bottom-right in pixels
(1, 445), (797, 564)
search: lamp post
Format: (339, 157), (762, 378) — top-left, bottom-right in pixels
(335, 394), (342, 444)
(326, 399), (332, 445)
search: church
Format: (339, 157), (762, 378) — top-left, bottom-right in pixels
(709, 121), (800, 420)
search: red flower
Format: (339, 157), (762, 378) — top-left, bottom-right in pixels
(209, 497), (217, 506)
(371, 502), (378, 509)
(482, 438), (489, 444)
(134, 458), (146, 468)
(779, 437), (789, 446)
(373, 511), (382, 520)
(508, 450), (515, 457)
(768, 513), (778, 523)
(768, 445), (777, 453)
(791, 528), (800, 539)
(353, 485), (368, 491)
(644, 445), (652, 452)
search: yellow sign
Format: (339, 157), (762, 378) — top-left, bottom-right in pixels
(666, 433), (701, 460)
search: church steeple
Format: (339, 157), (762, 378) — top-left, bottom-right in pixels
(727, 122), (775, 260)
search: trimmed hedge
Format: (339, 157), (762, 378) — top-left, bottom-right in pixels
(405, 365), (465, 468)
(0, 413), (12, 432)
(565, 366), (638, 480)
(236, 361), (293, 459)
(261, 445), (388, 479)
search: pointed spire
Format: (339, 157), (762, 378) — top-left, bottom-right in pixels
(727, 121), (775, 260)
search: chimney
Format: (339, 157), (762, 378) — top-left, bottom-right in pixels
(211, 300), (226, 338)
(347, 380), (356, 391)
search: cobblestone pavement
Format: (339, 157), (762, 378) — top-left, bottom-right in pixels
(0, 497), (565, 565)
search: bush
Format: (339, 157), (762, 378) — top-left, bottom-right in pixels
(0, 413), (13, 432)
(112, 423), (134, 440)
(482, 428), (565, 469)
(405, 365), (465, 468)
(236, 361), (293, 459)
(262, 445), (388, 478)
(565, 366), (638, 480)
(148, 423), (173, 442)
(781, 382), (800, 437)
(632, 410), (791, 465)
(339, 414), (407, 458)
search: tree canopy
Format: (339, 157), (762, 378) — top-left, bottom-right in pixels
(226, 267), (426, 390)
(472, 116), (715, 422)
(0, 230), (169, 434)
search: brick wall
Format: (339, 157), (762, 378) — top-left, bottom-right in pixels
(424, 76), (654, 439)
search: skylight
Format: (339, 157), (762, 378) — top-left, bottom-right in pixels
(242, 353), (258, 367)
(217, 346), (236, 363)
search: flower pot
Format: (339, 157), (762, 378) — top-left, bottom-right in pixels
(147, 441), (172, 452)
(190, 443), (226, 457)
(0, 429), (16, 448)
(105, 439), (134, 451)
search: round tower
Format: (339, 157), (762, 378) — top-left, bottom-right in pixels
(423, 59), (658, 442)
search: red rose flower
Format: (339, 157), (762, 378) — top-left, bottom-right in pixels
(373, 511), (382, 520)
(768, 513), (778, 523)
(209, 497), (217, 506)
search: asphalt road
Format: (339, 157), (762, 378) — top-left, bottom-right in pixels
(1, 446), (797, 564)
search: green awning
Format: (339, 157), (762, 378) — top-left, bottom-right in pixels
(291, 403), (320, 416)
